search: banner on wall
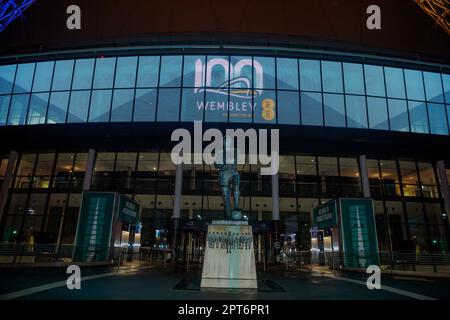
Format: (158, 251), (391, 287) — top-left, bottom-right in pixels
(313, 200), (338, 229)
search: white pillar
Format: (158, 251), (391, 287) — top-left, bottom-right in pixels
(82, 149), (96, 191)
(0, 151), (18, 222)
(359, 155), (371, 198)
(272, 173), (280, 220)
(436, 161), (450, 224)
(172, 164), (183, 219)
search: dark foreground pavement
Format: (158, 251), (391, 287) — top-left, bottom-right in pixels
(0, 264), (449, 300)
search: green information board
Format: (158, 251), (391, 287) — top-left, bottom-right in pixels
(118, 194), (140, 224)
(339, 198), (379, 268)
(73, 192), (116, 262)
(313, 200), (337, 229)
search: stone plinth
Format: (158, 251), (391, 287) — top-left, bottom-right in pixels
(200, 222), (257, 289)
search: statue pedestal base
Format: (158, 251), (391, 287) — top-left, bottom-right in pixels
(200, 221), (257, 289)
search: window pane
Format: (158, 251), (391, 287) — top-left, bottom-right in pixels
(114, 56), (137, 88)
(133, 88), (157, 122)
(367, 97), (388, 130)
(157, 88), (180, 121)
(47, 91), (69, 124)
(13, 63), (35, 93)
(183, 55), (205, 88)
(417, 162), (436, 185)
(0, 64), (16, 95)
(254, 57), (275, 89)
(399, 160), (419, 185)
(72, 59), (94, 90)
(8, 94), (30, 125)
(408, 101), (429, 134)
(278, 91), (300, 125)
(52, 60), (74, 91)
(364, 65), (385, 97)
(0, 95), (11, 125)
(89, 90), (112, 122)
(204, 91), (227, 122)
(137, 56), (160, 87)
(93, 57), (116, 89)
(346, 95), (367, 128)
(254, 90), (276, 123)
(181, 88), (203, 121)
(385, 67), (406, 99)
(111, 89), (134, 122)
(27, 93), (49, 125)
(299, 59), (321, 91)
(32, 61), (54, 92)
(343, 63), (364, 95)
(323, 93), (345, 127)
(423, 72), (444, 103)
(67, 90), (90, 123)
(321, 61), (343, 93)
(276, 58), (298, 90)
(301, 92), (323, 126)
(404, 69), (425, 101)
(159, 56), (182, 87)
(230, 56), (252, 89)
(443, 74), (450, 103)
(428, 103), (448, 135)
(205, 56), (229, 88)
(388, 99), (409, 132)
(229, 94), (252, 123)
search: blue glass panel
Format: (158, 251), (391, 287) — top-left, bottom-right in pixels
(299, 59), (321, 92)
(8, 94), (30, 125)
(0, 64), (16, 95)
(408, 101), (429, 134)
(254, 57), (275, 89)
(276, 58), (298, 90)
(230, 56), (253, 90)
(47, 91), (69, 124)
(277, 91), (300, 125)
(428, 103), (448, 135)
(206, 56), (230, 88)
(157, 88), (180, 121)
(229, 94), (252, 123)
(67, 90), (90, 123)
(27, 93), (49, 125)
(364, 65), (385, 97)
(301, 92), (323, 126)
(321, 61), (343, 93)
(13, 63), (35, 93)
(159, 56), (182, 87)
(384, 67), (406, 99)
(443, 74), (450, 103)
(204, 91), (227, 123)
(343, 63), (364, 95)
(52, 60), (74, 91)
(32, 61), (54, 92)
(388, 99), (409, 132)
(423, 72), (444, 103)
(345, 95), (367, 128)
(447, 105), (450, 132)
(133, 88), (157, 122)
(111, 89), (134, 122)
(114, 56), (137, 88)
(254, 90), (276, 124)
(0, 95), (11, 125)
(137, 56), (160, 87)
(323, 93), (345, 127)
(367, 97), (388, 130)
(183, 55), (205, 88)
(72, 59), (95, 90)
(404, 69), (425, 101)
(93, 57), (116, 89)
(181, 88), (203, 121)
(89, 90), (112, 122)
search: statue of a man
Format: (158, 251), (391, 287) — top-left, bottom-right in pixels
(214, 135), (242, 220)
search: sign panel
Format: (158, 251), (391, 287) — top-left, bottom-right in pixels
(73, 192), (116, 262)
(118, 194), (140, 224)
(339, 198), (379, 268)
(313, 200), (338, 229)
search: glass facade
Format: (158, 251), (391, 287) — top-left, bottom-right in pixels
(0, 54), (448, 135)
(1, 151), (448, 255)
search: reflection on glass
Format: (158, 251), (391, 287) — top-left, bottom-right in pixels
(115, 56), (138, 88)
(408, 101), (429, 134)
(13, 63), (35, 94)
(343, 63), (364, 95)
(301, 92), (322, 126)
(423, 72), (444, 103)
(47, 91), (69, 124)
(159, 56), (182, 87)
(0, 64), (16, 95)
(346, 95), (367, 128)
(8, 94), (30, 125)
(27, 93), (49, 125)
(32, 61), (54, 92)
(93, 57), (116, 89)
(323, 93), (345, 127)
(278, 91), (300, 125)
(0, 95), (11, 125)
(89, 90), (112, 122)
(367, 97), (388, 130)
(52, 60), (74, 91)
(428, 103), (448, 135)
(137, 56), (160, 87)
(322, 61), (343, 93)
(299, 59), (321, 92)
(133, 88), (157, 122)
(276, 58), (298, 90)
(111, 89), (134, 122)
(68, 90), (90, 123)
(388, 99), (409, 132)
(385, 67), (406, 99)
(404, 69), (425, 101)
(72, 59), (95, 90)
(364, 65), (385, 97)
(157, 88), (180, 121)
